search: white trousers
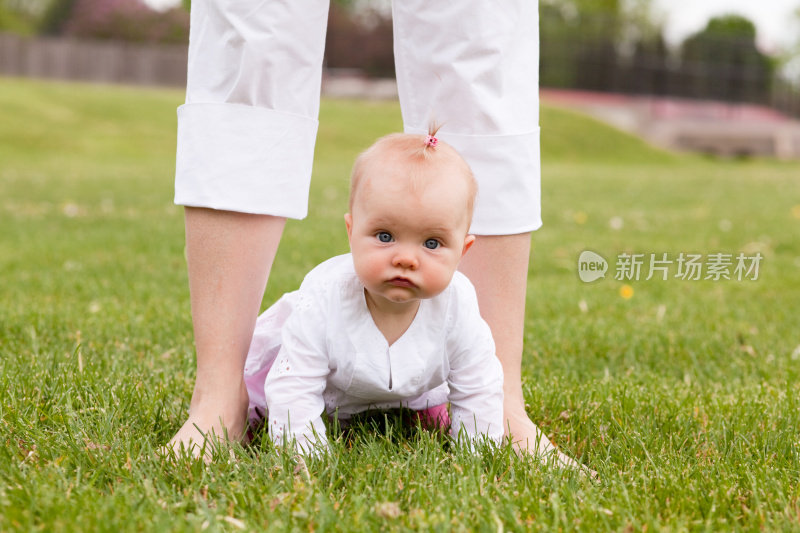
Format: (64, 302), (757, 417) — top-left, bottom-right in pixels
(175, 1), (541, 235)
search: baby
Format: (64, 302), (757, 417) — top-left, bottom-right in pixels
(243, 130), (505, 454)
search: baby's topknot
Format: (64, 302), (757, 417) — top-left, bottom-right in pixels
(349, 123), (477, 223)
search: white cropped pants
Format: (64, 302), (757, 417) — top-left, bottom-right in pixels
(175, 1), (541, 235)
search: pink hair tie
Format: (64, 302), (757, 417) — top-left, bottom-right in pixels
(424, 134), (438, 148)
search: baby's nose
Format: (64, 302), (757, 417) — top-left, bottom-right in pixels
(392, 248), (419, 269)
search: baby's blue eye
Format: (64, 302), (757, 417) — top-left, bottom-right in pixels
(377, 232), (393, 243)
(424, 239), (440, 250)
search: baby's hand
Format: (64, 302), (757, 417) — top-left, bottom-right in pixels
(293, 454), (311, 480)
(553, 449), (599, 481)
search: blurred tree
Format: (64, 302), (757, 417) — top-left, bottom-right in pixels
(539, 1), (784, 106)
(0, 0), (52, 33)
(679, 15), (774, 102)
(776, 6), (800, 85)
(39, 0), (77, 35)
(771, 7), (800, 116)
(573, 0), (624, 91)
(616, 0), (669, 95)
(0, 7), (32, 33)
(40, 0), (188, 43)
(2, 0), (51, 18)
(539, 2), (575, 87)
(325, 1), (393, 77)
(624, 33), (670, 95)
(540, 0), (667, 92)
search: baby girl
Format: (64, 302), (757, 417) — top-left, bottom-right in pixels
(244, 130), (504, 454)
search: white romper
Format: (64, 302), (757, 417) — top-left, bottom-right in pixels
(243, 254), (505, 453)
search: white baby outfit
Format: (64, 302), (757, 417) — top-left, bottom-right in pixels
(174, 0), (541, 235)
(243, 254), (504, 454)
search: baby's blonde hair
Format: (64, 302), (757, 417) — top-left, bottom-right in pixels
(349, 127), (477, 222)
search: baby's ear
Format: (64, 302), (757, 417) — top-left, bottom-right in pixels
(344, 213), (353, 240)
(462, 234), (476, 256)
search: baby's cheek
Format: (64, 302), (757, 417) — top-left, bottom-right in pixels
(355, 253), (384, 285)
(427, 266), (454, 296)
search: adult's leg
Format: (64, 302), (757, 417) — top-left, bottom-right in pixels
(169, 209), (285, 453)
(458, 235), (580, 467)
(169, 0), (329, 454)
(394, 0), (583, 467)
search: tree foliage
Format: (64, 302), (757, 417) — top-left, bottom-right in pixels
(39, 0), (188, 43)
(0, 0), (50, 33)
(325, 2), (393, 77)
(679, 15), (774, 101)
(0, 0), (791, 109)
(38, 0), (77, 35)
(540, 0), (665, 92)
(539, 3), (781, 105)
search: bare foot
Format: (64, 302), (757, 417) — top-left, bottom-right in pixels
(164, 380), (249, 461)
(504, 403), (598, 479)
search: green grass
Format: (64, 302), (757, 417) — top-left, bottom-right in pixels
(1, 76), (799, 532)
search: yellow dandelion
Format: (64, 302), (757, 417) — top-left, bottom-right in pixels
(619, 284), (634, 299)
(791, 205), (800, 220)
(573, 211), (587, 225)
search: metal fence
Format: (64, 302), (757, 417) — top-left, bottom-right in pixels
(540, 34), (800, 119)
(0, 32), (187, 87)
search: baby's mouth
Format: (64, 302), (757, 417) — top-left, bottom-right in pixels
(388, 277), (416, 288)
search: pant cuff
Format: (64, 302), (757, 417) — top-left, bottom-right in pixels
(175, 103), (318, 219)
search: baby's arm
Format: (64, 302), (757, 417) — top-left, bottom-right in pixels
(264, 297), (331, 456)
(447, 337), (505, 446)
(446, 279), (505, 445)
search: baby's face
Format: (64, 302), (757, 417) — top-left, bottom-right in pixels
(345, 163), (474, 309)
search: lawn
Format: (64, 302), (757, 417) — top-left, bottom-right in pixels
(1, 77), (799, 532)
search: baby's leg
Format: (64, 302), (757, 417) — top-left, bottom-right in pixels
(412, 404), (451, 431)
(242, 296), (295, 437)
